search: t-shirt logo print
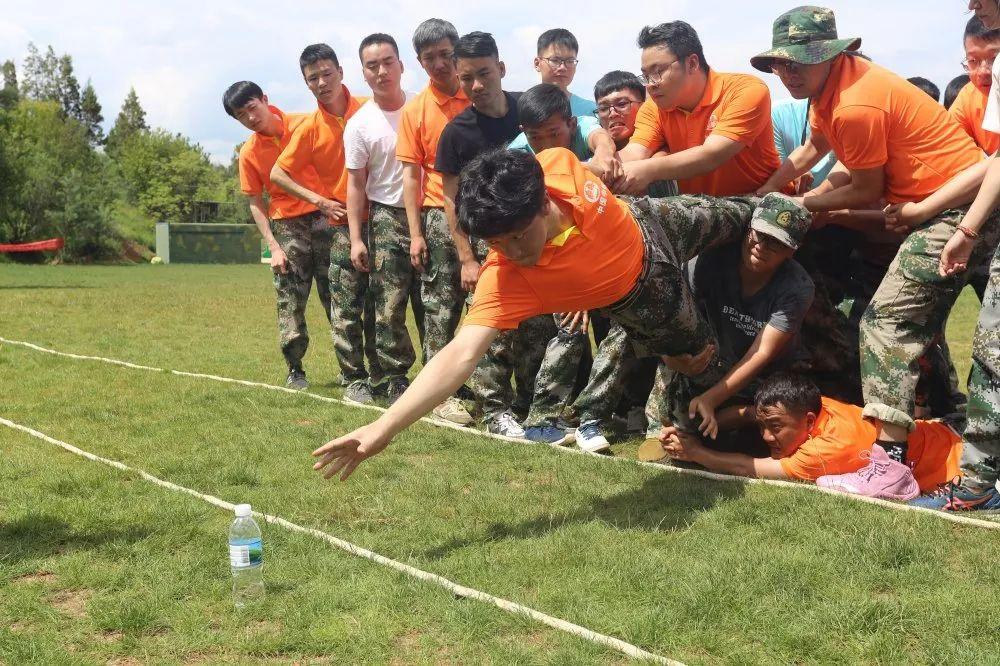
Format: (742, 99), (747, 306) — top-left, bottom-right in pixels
(583, 180), (602, 203)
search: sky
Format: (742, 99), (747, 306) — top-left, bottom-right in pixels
(0, 1), (974, 165)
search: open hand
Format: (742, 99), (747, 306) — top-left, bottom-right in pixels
(312, 422), (391, 481)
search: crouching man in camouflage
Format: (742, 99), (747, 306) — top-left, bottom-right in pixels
(312, 148), (805, 481)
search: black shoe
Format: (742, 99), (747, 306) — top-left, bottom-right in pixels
(386, 377), (410, 406)
(286, 368), (308, 391)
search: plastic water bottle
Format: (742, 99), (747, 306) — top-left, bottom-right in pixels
(229, 503), (264, 608)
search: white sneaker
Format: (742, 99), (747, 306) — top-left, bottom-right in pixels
(487, 411), (526, 439)
(576, 423), (610, 453)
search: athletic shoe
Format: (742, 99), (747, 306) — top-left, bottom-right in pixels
(285, 368), (308, 391)
(524, 421), (570, 445)
(343, 379), (374, 405)
(625, 406), (648, 434)
(486, 411), (526, 439)
(910, 481), (1000, 513)
(816, 444), (919, 501)
(386, 377), (409, 406)
(432, 396), (473, 426)
(576, 422), (611, 454)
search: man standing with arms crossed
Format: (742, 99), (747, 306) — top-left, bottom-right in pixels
(396, 19), (474, 425)
(271, 44), (379, 404)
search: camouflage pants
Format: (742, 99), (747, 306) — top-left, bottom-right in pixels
(271, 211), (333, 370)
(962, 242), (1000, 488)
(368, 202), (417, 385)
(524, 314), (593, 427)
(572, 322), (648, 427)
(860, 206), (1000, 427)
(418, 207), (463, 363)
(329, 224), (378, 385)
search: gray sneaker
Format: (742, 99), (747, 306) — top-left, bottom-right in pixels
(386, 377), (410, 406)
(487, 411), (526, 439)
(343, 379), (374, 405)
(286, 368), (308, 391)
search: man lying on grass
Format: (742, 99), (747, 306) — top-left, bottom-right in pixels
(313, 147), (801, 480)
(658, 373), (962, 501)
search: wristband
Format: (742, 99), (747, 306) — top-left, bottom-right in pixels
(956, 225), (980, 240)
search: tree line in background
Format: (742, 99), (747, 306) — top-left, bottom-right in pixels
(0, 44), (244, 262)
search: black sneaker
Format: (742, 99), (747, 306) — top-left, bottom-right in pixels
(386, 377), (410, 406)
(286, 368), (309, 391)
(343, 379), (374, 405)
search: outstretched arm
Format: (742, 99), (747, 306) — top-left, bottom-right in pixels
(660, 427), (788, 479)
(313, 324), (500, 480)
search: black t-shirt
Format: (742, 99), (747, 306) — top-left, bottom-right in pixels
(689, 242), (814, 369)
(435, 91), (522, 176)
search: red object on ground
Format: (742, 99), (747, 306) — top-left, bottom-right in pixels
(0, 238), (65, 253)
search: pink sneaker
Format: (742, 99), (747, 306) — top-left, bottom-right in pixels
(816, 444), (919, 501)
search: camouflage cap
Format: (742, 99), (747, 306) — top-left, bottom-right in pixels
(750, 6), (861, 73)
(750, 193), (811, 250)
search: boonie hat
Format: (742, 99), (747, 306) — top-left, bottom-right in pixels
(751, 5), (861, 73)
(750, 193), (811, 250)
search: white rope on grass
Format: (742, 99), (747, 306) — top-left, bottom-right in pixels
(3, 336), (999, 531)
(0, 416), (680, 665)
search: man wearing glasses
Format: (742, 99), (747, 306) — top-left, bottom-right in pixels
(534, 28), (597, 116)
(616, 21), (782, 198)
(950, 17), (1000, 155)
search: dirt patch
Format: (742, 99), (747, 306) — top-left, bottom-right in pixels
(107, 658), (143, 666)
(97, 630), (124, 644)
(121, 239), (152, 263)
(389, 629), (425, 664)
(12, 571), (56, 584)
(8, 621), (32, 633)
(49, 588), (93, 618)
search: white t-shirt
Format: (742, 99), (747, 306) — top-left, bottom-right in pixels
(982, 59), (1000, 135)
(344, 92), (413, 207)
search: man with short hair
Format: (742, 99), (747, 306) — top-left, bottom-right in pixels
(617, 21), (782, 197)
(949, 17), (1000, 154)
(907, 76), (941, 102)
(396, 18), (473, 425)
(944, 74), (971, 110)
(751, 6), (994, 467)
(225, 81), (328, 390)
(344, 33), (416, 405)
(271, 43), (378, 403)
(534, 28), (596, 116)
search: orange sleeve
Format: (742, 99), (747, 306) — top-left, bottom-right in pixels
(396, 103), (422, 165)
(275, 118), (313, 176)
(949, 94), (976, 141)
(628, 99), (666, 151)
(462, 259), (543, 330)
(712, 79), (772, 146)
(830, 104), (889, 170)
(779, 439), (833, 482)
(238, 146), (263, 196)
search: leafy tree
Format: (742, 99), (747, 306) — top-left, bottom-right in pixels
(80, 80), (104, 146)
(0, 60), (18, 110)
(105, 87), (147, 157)
(21, 43), (60, 102)
(58, 54), (81, 121)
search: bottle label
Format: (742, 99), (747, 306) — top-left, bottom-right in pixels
(229, 538), (263, 568)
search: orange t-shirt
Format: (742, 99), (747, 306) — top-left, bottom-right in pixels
(238, 106), (323, 220)
(948, 81), (1000, 155)
(809, 55), (983, 204)
(275, 86), (367, 223)
(395, 83), (471, 208)
(779, 397), (962, 492)
(629, 70), (781, 196)
(463, 148), (644, 330)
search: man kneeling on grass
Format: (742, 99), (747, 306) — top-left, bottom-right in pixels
(658, 373), (962, 500)
(313, 147), (791, 480)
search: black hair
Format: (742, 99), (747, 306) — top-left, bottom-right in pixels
(593, 70), (646, 103)
(944, 74), (971, 109)
(537, 28), (579, 55)
(907, 76), (940, 102)
(636, 22), (709, 73)
(456, 148), (546, 238)
(222, 81), (264, 118)
(964, 16), (1000, 42)
(754, 373), (822, 419)
(299, 43), (340, 74)
(454, 31), (499, 60)
(412, 18), (459, 54)
(518, 83), (572, 128)
(359, 33), (399, 60)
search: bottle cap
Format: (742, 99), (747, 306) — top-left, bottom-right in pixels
(234, 503), (252, 517)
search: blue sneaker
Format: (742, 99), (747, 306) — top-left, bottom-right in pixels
(524, 422), (570, 445)
(910, 480), (1000, 513)
(576, 422), (611, 453)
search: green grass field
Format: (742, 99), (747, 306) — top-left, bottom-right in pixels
(2, 264), (998, 665)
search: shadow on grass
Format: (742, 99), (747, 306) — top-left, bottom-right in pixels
(423, 472), (745, 559)
(0, 514), (150, 565)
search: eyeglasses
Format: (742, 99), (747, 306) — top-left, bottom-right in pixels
(595, 99), (640, 117)
(540, 56), (578, 69)
(770, 60), (804, 75)
(638, 60), (678, 86)
(961, 57), (996, 71)
(748, 228), (787, 253)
